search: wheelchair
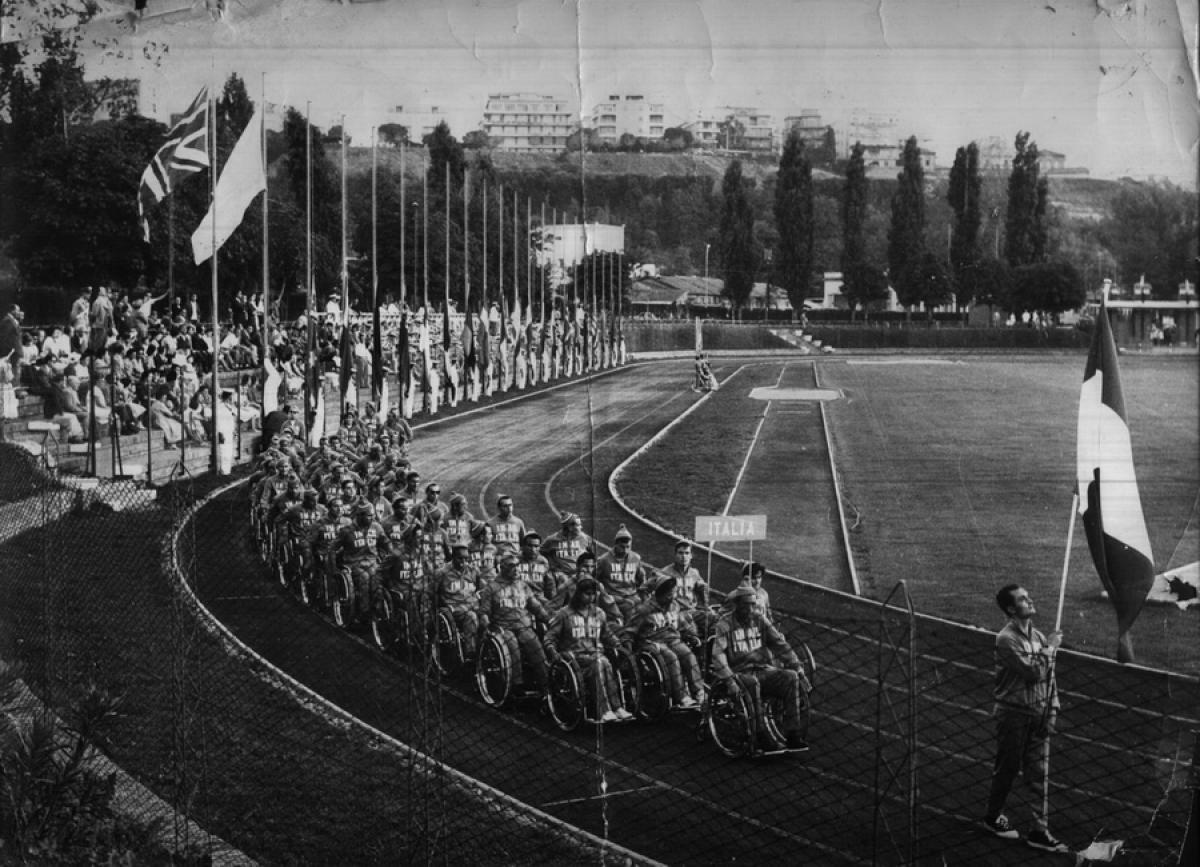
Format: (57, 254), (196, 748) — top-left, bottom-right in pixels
(317, 554), (355, 629)
(475, 626), (546, 710)
(546, 649), (636, 732)
(626, 642), (704, 721)
(701, 641), (817, 759)
(432, 607), (470, 675)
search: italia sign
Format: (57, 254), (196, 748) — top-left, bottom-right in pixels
(693, 515), (767, 542)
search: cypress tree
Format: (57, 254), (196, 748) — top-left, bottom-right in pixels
(719, 160), (757, 318)
(773, 128), (814, 312)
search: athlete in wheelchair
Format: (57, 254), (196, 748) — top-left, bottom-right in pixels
(706, 585), (813, 757)
(428, 542), (481, 673)
(334, 501), (389, 631)
(475, 554), (551, 708)
(623, 574), (707, 719)
(277, 488), (327, 600)
(543, 577), (634, 729)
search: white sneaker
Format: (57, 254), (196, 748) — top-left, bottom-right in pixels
(600, 710), (620, 723)
(615, 707), (634, 720)
(678, 696), (698, 709)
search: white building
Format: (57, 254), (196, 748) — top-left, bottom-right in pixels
(684, 106), (776, 153)
(482, 93), (577, 154)
(589, 94), (665, 145)
(381, 104), (451, 144)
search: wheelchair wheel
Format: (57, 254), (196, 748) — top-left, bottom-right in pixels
(707, 685), (755, 758)
(800, 642), (817, 690)
(760, 695), (790, 753)
(330, 569), (353, 628)
(274, 540), (292, 588)
(476, 631), (514, 708)
(634, 650), (670, 721)
(434, 609), (466, 674)
(258, 526), (273, 564)
(611, 648), (641, 720)
(296, 561), (312, 606)
(369, 592), (395, 651)
(547, 658), (584, 732)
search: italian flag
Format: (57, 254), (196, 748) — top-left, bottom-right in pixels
(1077, 305), (1155, 662)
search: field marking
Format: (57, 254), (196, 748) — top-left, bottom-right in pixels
(540, 785), (664, 808)
(814, 363), (862, 596)
(844, 359), (962, 366)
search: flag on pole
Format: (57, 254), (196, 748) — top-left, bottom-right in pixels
(138, 87), (209, 241)
(1077, 305), (1155, 662)
(338, 323), (355, 407)
(397, 314), (411, 416)
(371, 301), (384, 405)
(191, 109), (266, 264)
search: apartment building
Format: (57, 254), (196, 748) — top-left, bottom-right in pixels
(381, 104), (450, 143)
(589, 94), (666, 145)
(481, 93), (577, 154)
(782, 109), (827, 149)
(684, 106), (776, 153)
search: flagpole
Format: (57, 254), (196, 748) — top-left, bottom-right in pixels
(208, 85), (220, 474)
(304, 102), (314, 440)
(372, 126), (379, 408)
(261, 73), (270, 377)
(1041, 488), (1077, 831)
(400, 141), (406, 308)
(340, 114), (348, 321)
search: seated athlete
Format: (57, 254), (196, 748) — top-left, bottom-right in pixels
(544, 577), (633, 722)
(476, 554), (550, 693)
(429, 542), (481, 659)
(625, 575), (706, 709)
(710, 586), (810, 750)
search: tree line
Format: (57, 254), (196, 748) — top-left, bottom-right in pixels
(715, 128), (1198, 320)
(2, 38), (1195, 324)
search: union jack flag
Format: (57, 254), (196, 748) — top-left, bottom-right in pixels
(138, 87), (209, 241)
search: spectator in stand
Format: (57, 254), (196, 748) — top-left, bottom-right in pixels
(0, 305), (25, 384)
(50, 372), (87, 441)
(68, 290), (91, 336)
(148, 386), (184, 449)
(41, 327), (73, 361)
(89, 286), (114, 358)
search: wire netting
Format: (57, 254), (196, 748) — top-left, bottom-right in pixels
(0, 435), (1196, 866)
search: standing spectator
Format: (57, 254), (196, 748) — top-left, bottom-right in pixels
(981, 584), (1067, 853)
(0, 304), (25, 384)
(89, 286), (114, 358)
(69, 290), (91, 335)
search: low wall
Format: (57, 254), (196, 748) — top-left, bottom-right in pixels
(623, 320), (1091, 352)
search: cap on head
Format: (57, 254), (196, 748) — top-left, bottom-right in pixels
(653, 574), (677, 598)
(613, 524), (632, 544)
(449, 492), (467, 507)
(726, 585), (757, 605)
(560, 512), (581, 527)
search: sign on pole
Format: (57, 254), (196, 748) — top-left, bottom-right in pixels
(693, 515), (767, 543)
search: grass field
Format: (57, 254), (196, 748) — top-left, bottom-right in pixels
(620, 353), (1199, 673)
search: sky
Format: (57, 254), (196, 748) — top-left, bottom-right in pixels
(57, 0), (1200, 185)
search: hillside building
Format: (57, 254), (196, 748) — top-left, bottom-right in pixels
(481, 93), (577, 154)
(589, 94), (665, 145)
(782, 110), (827, 149)
(684, 106), (777, 154)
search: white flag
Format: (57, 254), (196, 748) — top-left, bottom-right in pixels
(191, 109), (265, 264)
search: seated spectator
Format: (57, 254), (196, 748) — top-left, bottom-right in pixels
(148, 387), (183, 448)
(41, 327), (72, 360)
(49, 373), (86, 441)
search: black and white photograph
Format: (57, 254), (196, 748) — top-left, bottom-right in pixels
(0, 1), (1197, 863)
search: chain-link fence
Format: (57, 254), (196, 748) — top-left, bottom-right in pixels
(1, 436), (1196, 866)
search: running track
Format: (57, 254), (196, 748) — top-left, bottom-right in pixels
(190, 357), (1197, 865)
